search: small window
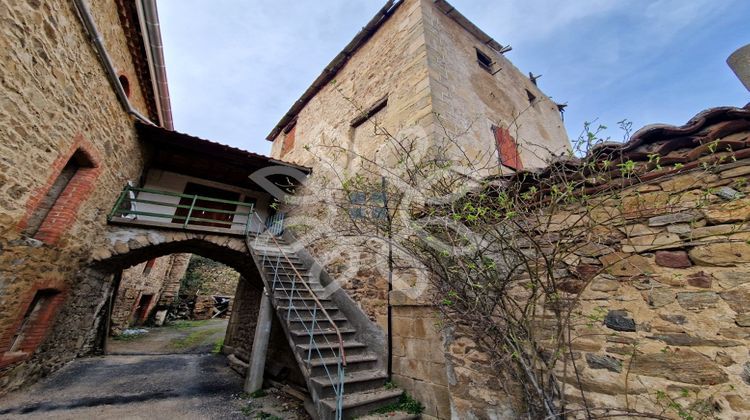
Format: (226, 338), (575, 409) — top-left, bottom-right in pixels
(9, 289), (60, 353)
(24, 151), (93, 237)
(348, 191), (387, 220)
(476, 49), (493, 72)
(118, 75), (131, 98)
(350, 96), (388, 128)
(526, 89), (537, 105)
(142, 258), (157, 276)
(348, 192), (366, 219)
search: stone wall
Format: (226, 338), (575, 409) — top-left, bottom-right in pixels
(224, 277), (263, 363)
(548, 160), (750, 418)
(0, 0), (154, 394)
(423, 127), (750, 418)
(109, 255), (184, 334)
(389, 293), (451, 419)
(223, 276), (303, 385)
(189, 256), (241, 297)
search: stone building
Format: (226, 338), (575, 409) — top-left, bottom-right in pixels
(0, 0), (298, 399)
(1, 0), (748, 419)
(0, 0), (171, 390)
(263, 0), (750, 419)
(266, 0), (570, 417)
(109, 253), (190, 334)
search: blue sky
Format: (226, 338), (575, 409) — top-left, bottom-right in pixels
(158, 0), (750, 154)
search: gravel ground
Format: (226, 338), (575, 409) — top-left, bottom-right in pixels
(107, 319), (228, 355)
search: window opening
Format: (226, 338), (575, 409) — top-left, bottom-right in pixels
(118, 75), (131, 98)
(25, 151), (92, 237)
(350, 96), (388, 128)
(476, 48), (493, 72)
(9, 289), (59, 353)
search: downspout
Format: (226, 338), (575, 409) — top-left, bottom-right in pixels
(136, 0), (174, 130)
(72, 0), (157, 126)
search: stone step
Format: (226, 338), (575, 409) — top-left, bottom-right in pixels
(273, 294), (331, 303)
(290, 327), (356, 345)
(290, 327), (356, 338)
(271, 282), (325, 293)
(296, 340), (367, 359)
(277, 303), (340, 312)
(309, 354), (378, 376)
(286, 313), (349, 325)
(311, 369), (388, 399)
(320, 388), (403, 420)
(263, 259), (307, 275)
(273, 289), (327, 299)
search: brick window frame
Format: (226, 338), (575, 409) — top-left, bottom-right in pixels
(0, 279), (67, 368)
(492, 125), (523, 171)
(18, 135), (103, 245)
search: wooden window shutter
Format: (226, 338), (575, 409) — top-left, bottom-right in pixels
(493, 125), (523, 171)
(281, 125), (296, 157)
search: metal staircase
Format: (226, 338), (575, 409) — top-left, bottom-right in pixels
(246, 214), (402, 420)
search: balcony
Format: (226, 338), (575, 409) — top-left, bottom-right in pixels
(107, 184), (283, 236)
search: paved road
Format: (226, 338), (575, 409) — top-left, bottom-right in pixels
(0, 354), (248, 419)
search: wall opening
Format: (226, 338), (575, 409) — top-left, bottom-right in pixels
(8, 289), (61, 353)
(476, 48), (493, 72)
(24, 155), (80, 236)
(132, 294), (153, 325)
(526, 89), (537, 106)
(23, 148), (97, 243)
(118, 74), (131, 98)
(350, 96), (388, 128)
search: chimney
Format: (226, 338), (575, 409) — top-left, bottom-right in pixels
(728, 44), (750, 92)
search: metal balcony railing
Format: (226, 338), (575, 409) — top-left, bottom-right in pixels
(246, 213), (346, 419)
(107, 184), (255, 234)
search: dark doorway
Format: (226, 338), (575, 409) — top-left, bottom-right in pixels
(172, 182), (240, 229)
(132, 294), (154, 326)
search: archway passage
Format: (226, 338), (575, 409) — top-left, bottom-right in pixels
(0, 223), (311, 418)
(106, 253), (242, 357)
(90, 226), (301, 376)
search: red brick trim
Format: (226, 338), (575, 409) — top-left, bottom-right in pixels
(0, 279), (67, 369)
(17, 134), (103, 245)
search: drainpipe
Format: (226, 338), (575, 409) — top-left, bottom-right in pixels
(136, 0), (174, 130)
(72, 0), (157, 126)
(728, 44), (750, 92)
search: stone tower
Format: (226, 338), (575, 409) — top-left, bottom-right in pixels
(267, 0), (570, 175)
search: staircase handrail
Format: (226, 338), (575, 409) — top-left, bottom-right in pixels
(247, 212), (347, 367)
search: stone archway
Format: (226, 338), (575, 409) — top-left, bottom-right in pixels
(88, 225), (267, 359)
(84, 225), (303, 387)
